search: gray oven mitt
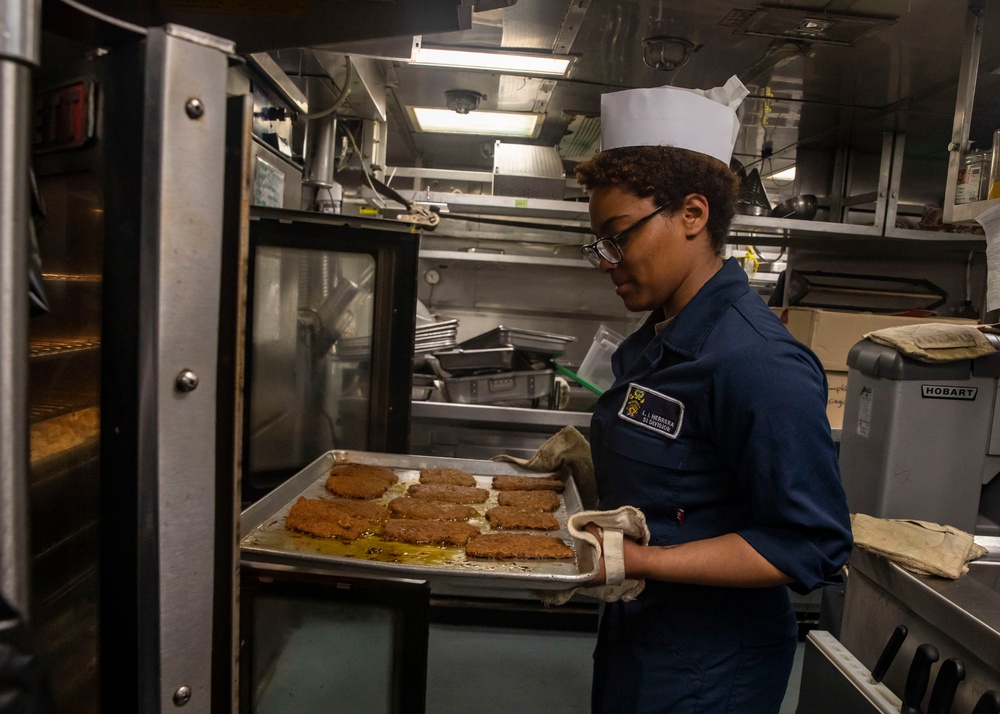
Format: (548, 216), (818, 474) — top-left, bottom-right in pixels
(538, 506), (650, 606)
(863, 323), (994, 362)
(492, 425), (599, 509)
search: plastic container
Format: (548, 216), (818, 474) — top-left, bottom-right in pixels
(576, 325), (625, 392)
(956, 149), (991, 204)
(989, 128), (1000, 200)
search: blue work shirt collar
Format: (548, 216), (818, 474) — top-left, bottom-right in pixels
(647, 257), (751, 360)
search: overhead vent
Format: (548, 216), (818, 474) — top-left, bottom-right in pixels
(492, 142), (566, 200)
(731, 5), (896, 46)
(558, 114), (602, 162)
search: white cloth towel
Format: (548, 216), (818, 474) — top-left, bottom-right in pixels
(539, 506), (650, 606)
(863, 323), (994, 362)
(492, 425), (598, 509)
(851, 513), (987, 579)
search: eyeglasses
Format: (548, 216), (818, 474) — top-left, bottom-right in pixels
(581, 203), (670, 268)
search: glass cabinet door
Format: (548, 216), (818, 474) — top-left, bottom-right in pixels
(250, 247), (376, 478)
(244, 211), (420, 504)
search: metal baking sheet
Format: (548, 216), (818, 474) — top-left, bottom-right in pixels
(433, 346), (530, 375)
(240, 450), (596, 593)
(416, 319), (459, 333)
(458, 326), (576, 359)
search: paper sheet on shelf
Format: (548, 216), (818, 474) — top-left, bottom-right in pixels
(976, 202), (1000, 313)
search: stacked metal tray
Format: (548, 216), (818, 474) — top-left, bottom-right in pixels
(239, 450), (596, 595)
(433, 346), (531, 375)
(458, 325), (576, 361)
(415, 319), (459, 355)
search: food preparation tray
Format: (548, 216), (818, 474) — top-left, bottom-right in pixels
(442, 369), (554, 405)
(433, 346), (531, 375)
(240, 450), (597, 594)
(458, 326), (576, 360)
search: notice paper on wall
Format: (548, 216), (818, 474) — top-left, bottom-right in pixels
(975, 202), (1000, 313)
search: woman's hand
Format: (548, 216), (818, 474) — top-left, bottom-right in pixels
(584, 523), (607, 585)
(584, 522), (647, 585)
(583, 526), (791, 588)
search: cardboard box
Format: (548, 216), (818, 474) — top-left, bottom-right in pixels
(825, 371), (848, 429)
(771, 307), (976, 372)
(770, 307), (977, 428)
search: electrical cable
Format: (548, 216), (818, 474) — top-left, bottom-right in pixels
(59, 0), (148, 34)
(752, 246), (787, 262)
(300, 56), (354, 120)
(439, 213), (591, 234)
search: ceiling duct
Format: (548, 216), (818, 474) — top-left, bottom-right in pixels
(492, 142), (566, 200)
(558, 115), (601, 163)
(733, 5), (896, 46)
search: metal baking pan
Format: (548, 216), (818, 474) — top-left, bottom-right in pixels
(433, 346), (531, 375)
(416, 318), (459, 333)
(240, 450), (596, 594)
(442, 369), (553, 405)
(458, 326), (576, 359)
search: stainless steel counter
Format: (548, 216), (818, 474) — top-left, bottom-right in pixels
(837, 539), (1000, 713)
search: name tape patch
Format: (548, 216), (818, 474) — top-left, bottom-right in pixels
(618, 382), (684, 439)
(921, 384), (978, 400)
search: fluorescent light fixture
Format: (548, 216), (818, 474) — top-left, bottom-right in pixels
(766, 166), (796, 182)
(408, 106), (542, 138)
(412, 46), (571, 76)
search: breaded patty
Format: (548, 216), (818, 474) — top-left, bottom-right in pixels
(407, 483), (489, 504)
(491, 475), (564, 492)
(326, 497), (389, 523)
(325, 473), (392, 499)
(486, 506), (560, 531)
(418, 467), (477, 487)
(465, 533), (574, 559)
(382, 518), (480, 546)
(329, 462), (398, 484)
(497, 490), (560, 512)
(388, 497), (477, 521)
(284, 496), (370, 540)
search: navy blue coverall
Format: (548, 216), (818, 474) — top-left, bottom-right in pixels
(589, 258), (853, 713)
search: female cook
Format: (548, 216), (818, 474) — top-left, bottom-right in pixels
(574, 78), (853, 713)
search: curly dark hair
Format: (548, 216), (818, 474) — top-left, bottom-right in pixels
(574, 146), (738, 254)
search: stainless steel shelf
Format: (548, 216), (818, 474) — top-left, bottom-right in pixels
(410, 400), (592, 431)
(419, 249), (590, 268)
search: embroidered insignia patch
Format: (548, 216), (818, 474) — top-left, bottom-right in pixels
(617, 382), (684, 439)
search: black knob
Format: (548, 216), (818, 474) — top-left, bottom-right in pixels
(871, 625), (907, 683)
(901, 643), (940, 714)
(972, 691), (1000, 714)
(926, 658), (964, 714)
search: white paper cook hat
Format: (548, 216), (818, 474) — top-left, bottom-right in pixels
(600, 75), (749, 165)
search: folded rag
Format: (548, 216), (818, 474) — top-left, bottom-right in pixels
(863, 323), (994, 362)
(850, 513), (987, 579)
(538, 506), (650, 606)
(492, 425), (599, 509)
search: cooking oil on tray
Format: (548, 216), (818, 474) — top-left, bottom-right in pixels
(241, 467), (585, 579)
